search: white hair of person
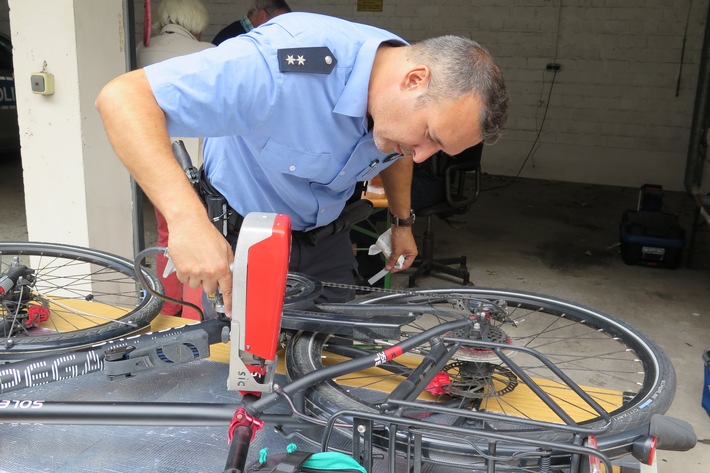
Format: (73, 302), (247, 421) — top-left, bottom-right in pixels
(154, 0), (210, 36)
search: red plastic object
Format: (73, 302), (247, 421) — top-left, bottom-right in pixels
(143, 0), (151, 46)
(26, 305), (49, 328)
(425, 372), (451, 396)
(238, 364), (267, 398)
(243, 214), (291, 361)
(585, 436), (602, 473)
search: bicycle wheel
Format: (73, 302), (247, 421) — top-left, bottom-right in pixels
(286, 287), (675, 468)
(0, 242), (163, 360)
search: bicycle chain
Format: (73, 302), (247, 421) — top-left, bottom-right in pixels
(319, 280), (488, 302)
(284, 278), (506, 321)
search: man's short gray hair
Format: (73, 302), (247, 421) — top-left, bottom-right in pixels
(249, 0), (292, 18)
(409, 36), (509, 144)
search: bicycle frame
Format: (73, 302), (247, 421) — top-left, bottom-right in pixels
(0, 214), (697, 472)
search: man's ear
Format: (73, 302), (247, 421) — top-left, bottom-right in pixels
(402, 65), (430, 91)
(256, 9), (269, 26)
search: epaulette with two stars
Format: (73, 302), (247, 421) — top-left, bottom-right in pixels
(277, 47), (337, 74)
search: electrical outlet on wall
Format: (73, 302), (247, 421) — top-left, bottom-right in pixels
(30, 72), (54, 95)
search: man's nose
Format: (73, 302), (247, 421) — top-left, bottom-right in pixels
(412, 144), (441, 163)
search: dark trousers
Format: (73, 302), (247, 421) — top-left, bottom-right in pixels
(289, 231), (357, 303)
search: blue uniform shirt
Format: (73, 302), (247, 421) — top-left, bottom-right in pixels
(144, 12), (407, 231)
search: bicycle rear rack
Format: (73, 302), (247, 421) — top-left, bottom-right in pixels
(326, 404), (613, 473)
(305, 332), (616, 473)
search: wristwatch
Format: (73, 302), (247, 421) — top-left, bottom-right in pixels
(389, 209), (416, 227)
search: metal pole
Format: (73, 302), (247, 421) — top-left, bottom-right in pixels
(684, 0), (710, 191)
(124, 0), (146, 256)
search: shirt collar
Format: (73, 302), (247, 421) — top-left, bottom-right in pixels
(240, 17), (254, 32)
(333, 38), (406, 120)
(160, 23), (198, 40)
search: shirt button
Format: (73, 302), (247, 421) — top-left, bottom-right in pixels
(320, 209), (325, 214)
(289, 165), (296, 172)
(339, 171), (345, 176)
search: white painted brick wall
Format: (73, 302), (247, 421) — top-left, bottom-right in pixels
(0, 0), (707, 190)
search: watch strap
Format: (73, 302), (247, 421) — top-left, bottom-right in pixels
(389, 209), (415, 227)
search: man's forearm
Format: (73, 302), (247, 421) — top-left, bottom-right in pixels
(378, 157), (418, 270)
(379, 157), (413, 220)
(95, 69), (205, 224)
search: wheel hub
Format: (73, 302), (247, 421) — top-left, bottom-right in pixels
(441, 361), (518, 399)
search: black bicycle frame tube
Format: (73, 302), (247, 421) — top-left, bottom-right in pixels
(224, 425), (252, 473)
(0, 400), (237, 425)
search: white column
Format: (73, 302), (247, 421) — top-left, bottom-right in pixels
(8, 0), (134, 259)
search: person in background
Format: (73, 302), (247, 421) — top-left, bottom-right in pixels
(137, 0), (215, 319)
(97, 13), (509, 316)
(211, 0), (291, 46)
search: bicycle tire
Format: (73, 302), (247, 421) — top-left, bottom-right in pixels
(286, 287), (675, 468)
(0, 242), (163, 360)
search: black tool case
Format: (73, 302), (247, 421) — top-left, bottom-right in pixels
(620, 210), (685, 269)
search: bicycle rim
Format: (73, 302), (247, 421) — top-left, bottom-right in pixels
(286, 287), (675, 469)
(0, 242), (163, 360)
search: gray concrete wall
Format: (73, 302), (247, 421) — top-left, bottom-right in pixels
(1, 0), (708, 192)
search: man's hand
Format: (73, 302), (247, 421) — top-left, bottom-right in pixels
(167, 215), (235, 316)
(386, 226), (418, 272)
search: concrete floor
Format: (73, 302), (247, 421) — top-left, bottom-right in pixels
(2, 151), (709, 471)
